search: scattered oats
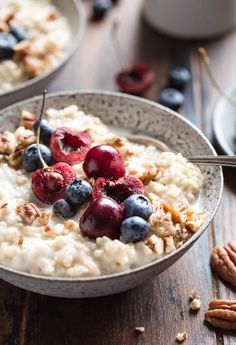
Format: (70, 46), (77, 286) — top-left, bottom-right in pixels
(38, 210), (52, 226)
(134, 326), (145, 334)
(176, 332), (188, 343)
(190, 298), (201, 311)
(64, 220), (78, 231)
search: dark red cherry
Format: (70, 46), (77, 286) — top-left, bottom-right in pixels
(80, 196), (124, 239)
(116, 62), (154, 95)
(83, 144), (125, 180)
(32, 162), (76, 204)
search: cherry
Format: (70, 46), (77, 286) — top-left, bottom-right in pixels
(31, 91), (76, 204)
(116, 62), (154, 95)
(51, 127), (92, 165)
(79, 196), (124, 239)
(92, 176), (144, 204)
(32, 162), (76, 205)
(83, 144), (125, 180)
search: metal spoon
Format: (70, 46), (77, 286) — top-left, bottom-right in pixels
(126, 134), (236, 168)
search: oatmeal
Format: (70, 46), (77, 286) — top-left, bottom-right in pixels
(0, 0), (71, 94)
(0, 105), (205, 277)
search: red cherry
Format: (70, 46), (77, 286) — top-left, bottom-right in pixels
(83, 144), (126, 180)
(50, 127), (92, 165)
(79, 196), (124, 239)
(92, 175), (144, 204)
(116, 62), (154, 95)
(32, 162), (76, 204)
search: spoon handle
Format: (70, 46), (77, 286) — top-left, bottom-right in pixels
(188, 156), (236, 167)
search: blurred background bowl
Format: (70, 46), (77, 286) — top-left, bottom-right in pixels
(0, 0), (86, 109)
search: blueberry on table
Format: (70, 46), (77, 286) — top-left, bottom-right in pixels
(121, 216), (149, 243)
(53, 199), (76, 219)
(0, 32), (17, 60)
(169, 67), (191, 90)
(158, 88), (184, 111)
(124, 194), (153, 220)
(92, 0), (112, 21)
(33, 119), (54, 145)
(65, 179), (92, 207)
(22, 143), (52, 172)
(10, 26), (27, 42)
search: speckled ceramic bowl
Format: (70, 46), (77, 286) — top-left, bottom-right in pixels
(0, 0), (86, 109)
(0, 91), (223, 298)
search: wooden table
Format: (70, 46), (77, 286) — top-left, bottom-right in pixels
(1, 1), (236, 344)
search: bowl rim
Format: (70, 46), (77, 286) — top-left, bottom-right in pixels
(0, 0), (86, 99)
(0, 90), (224, 282)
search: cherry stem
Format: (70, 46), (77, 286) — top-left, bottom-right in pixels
(198, 47), (236, 108)
(36, 90), (49, 170)
(111, 21), (130, 70)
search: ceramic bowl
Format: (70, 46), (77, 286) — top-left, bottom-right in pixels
(213, 87), (236, 155)
(0, 0), (86, 109)
(0, 91), (223, 298)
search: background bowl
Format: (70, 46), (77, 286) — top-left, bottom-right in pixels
(0, 91), (223, 298)
(0, 0), (86, 109)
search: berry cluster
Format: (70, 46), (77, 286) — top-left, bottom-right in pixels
(22, 93), (153, 243)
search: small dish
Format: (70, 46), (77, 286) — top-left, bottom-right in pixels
(0, 91), (223, 298)
(213, 87), (236, 155)
(0, 0), (86, 109)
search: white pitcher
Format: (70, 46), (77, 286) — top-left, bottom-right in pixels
(143, 0), (236, 39)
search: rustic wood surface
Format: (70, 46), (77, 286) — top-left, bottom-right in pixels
(1, 0), (236, 344)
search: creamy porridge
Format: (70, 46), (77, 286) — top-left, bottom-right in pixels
(0, 105), (205, 277)
(0, 0), (71, 94)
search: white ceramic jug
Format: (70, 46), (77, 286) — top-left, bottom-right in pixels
(143, 0), (236, 39)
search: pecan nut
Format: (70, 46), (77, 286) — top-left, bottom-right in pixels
(205, 299), (236, 330)
(19, 110), (35, 129)
(16, 203), (40, 225)
(211, 241), (236, 287)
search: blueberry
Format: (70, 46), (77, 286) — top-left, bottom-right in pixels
(22, 144), (52, 172)
(0, 32), (17, 60)
(53, 199), (76, 219)
(124, 194), (153, 220)
(121, 216), (149, 243)
(169, 67), (191, 90)
(33, 119), (54, 145)
(65, 179), (92, 206)
(158, 88), (184, 111)
(92, 0), (112, 21)
(10, 26), (27, 42)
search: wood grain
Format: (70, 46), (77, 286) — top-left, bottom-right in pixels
(1, 0), (236, 344)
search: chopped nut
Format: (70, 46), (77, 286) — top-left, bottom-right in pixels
(190, 298), (201, 311)
(20, 110), (35, 129)
(16, 202), (40, 225)
(38, 210), (52, 226)
(0, 130), (16, 155)
(176, 332), (188, 343)
(146, 235), (164, 256)
(5, 144), (24, 168)
(22, 56), (42, 77)
(134, 326), (145, 334)
(1, 203), (8, 210)
(105, 136), (134, 158)
(205, 299), (236, 330)
(14, 40), (30, 57)
(163, 203), (182, 224)
(14, 126), (35, 147)
(163, 236), (176, 254)
(64, 220), (78, 231)
(189, 289), (197, 300)
(138, 167), (160, 185)
(18, 235), (24, 246)
(211, 241), (236, 287)
(43, 225), (53, 236)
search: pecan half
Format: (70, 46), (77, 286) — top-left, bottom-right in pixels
(20, 110), (35, 129)
(211, 241), (236, 287)
(5, 144), (24, 168)
(205, 299), (236, 329)
(16, 203), (40, 225)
